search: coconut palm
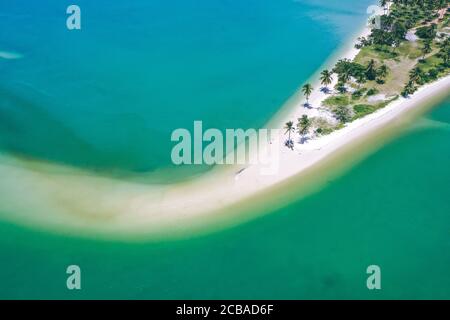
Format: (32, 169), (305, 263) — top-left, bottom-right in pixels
(355, 71), (366, 88)
(301, 83), (313, 105)
(440, 46), (450, 65)
(377, 64), (389, 78)
(421, 39), (432, 59)
(402, 80), (416, 97)
(335, 81), (347, 94)
(365, 59), (377, 80)
(439, 38), (450, 64)
(334, 106), (351, 124)
(334, 59), (352, 84)
(297, 115), (311, 142)
(376, 64), (389, 83)
(409, 67), (423, 83)
(284, 121), (294, 141)
(320, 70), (333, 91)
(391, 39), (399, 54)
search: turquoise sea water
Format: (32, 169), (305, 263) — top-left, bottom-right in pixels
(0, 0), (372, 175)
(1, 0), (449, 299)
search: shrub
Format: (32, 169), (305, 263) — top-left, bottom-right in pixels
(352, 88), (367, 100)
(416, 25), (437, 39)
(366, 88), (379, 96)
(334, 105), (352, 124)
(427, 68), (439, 80)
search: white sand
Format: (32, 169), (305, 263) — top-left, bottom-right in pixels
(0, 25), (449, 235)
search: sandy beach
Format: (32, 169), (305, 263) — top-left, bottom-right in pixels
(0, 22), (449, 236)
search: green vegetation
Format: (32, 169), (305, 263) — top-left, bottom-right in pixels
(353, 104), (378, 119)
(366, 88), (379, 96)
(312, 117), (335, 136)
(334, 106), (352, 124)
(297, 115), (311, 140)
(284, 121), (295, 149)
(302, 83), (313, 104)
(352, 87), (367, 100)
(416, 24), (437, 39)
(284, 121), (294, 141)
(396, 41), (422, 59)
(323, 95), (349, 108)
(376, 64), (389, 83)
(352, 0), (449, 98)
(421, 39), (433, 59)
(353, 96), (399, 119)
(320, 69), (333, 90)
(284, 0), (449, 148)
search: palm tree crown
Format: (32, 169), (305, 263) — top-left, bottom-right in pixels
(301, 83), (313, 103)
(284, 121), (294, 140)
(422, 39), (432, 59)
(320, 70), (333, 89)
(297, 115), (311, 136)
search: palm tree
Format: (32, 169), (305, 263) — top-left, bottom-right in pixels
(402, 80), (416, 97)
(439, 38), (450, 65)
(335, 81), (347, 94)
(378, 64), (388, 78)
(284, 121), (294, 141)
(365, 59), (377, 80)
(440, 46), (450, 65)
(334, 106), (351, 124)
(356, 72), (366, 88)
(405, 80), (415, 93)
(301, 83), (313, 105)
(297, 115), (311, 142)
(391, 39), (399, 54)
(409, 67), (423, 83)
(421, 39), (432, 59)
(376, 64), (389, 83)
(320, 70), (333, 91)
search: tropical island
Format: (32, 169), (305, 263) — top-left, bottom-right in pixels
(284, 0), (449, 149)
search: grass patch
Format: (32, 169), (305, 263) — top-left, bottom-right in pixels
(352, 104), (378, 120)
(396, 41), (422, 59)
(419, 53), (445, 72)
(322, 95), (349, 108)
(354, 45), (397, 65)
(352, 97), (398, 120)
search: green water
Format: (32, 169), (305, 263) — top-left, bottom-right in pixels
(1, 97), (449, 299)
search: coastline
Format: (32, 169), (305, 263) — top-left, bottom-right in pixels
(0, 22), (449, 238)
(268, 24), (372, 129)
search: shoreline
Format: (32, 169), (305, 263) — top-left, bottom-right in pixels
(0, 22), (449, 238)
(267, 24), (373, 129)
